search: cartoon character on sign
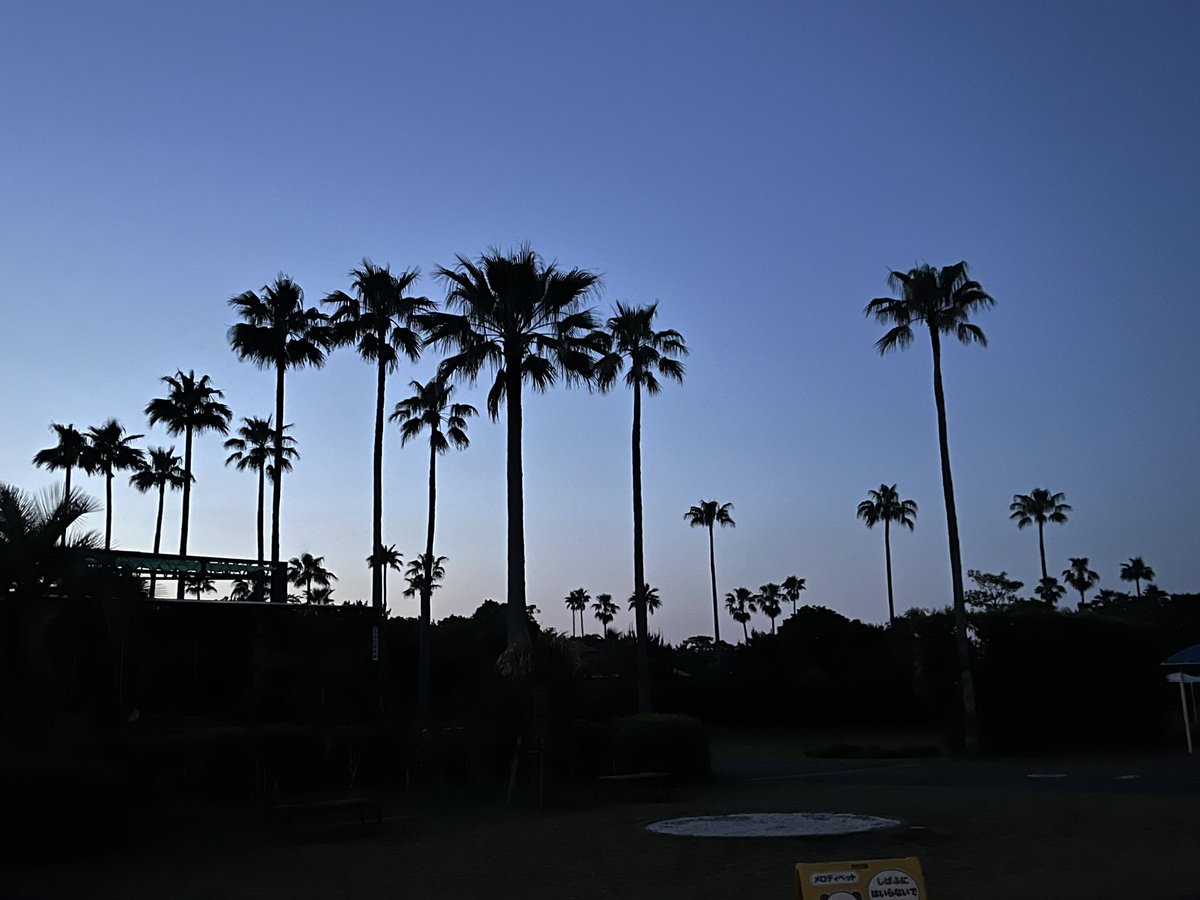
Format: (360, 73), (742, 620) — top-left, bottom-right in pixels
(819, 893), (861, 900)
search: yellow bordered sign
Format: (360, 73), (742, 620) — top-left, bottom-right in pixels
(796, 857), (927, 900)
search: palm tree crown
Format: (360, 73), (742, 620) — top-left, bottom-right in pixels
(366, 543), (403, 612)
(591, 592), (618, 634)
(564, 587), (590, 637)
(781, 575), (806, 616)
(1009, 487), (1071, 581)
(33, 423), (89, 511)
(1062, 557), (1099, 605)
(857, 483), (918, 626)
(1119, 556), (1155, 597)
(224, 416), (298, 566)
(724, 586), (757, 643)
(81, 418), (145, 551)
(391, 378), (476, 455)
(287, 552), (337, 604)
(758, 582), (783, 634)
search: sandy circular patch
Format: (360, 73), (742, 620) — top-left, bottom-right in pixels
(645, 812), (903, 838)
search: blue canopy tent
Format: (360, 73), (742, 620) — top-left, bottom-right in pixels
(1162, 643), (1200, 754)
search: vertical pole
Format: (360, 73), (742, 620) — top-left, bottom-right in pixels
(1180, 670), (1194, 755)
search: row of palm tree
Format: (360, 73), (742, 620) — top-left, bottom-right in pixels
(721, 578), (809, 641)
(561, 585), (666, 638)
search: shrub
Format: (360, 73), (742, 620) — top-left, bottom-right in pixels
(610, 714), (710, 783)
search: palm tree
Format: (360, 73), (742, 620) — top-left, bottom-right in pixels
(182, 573), (216, 600)
(145, 370), (232, 578)
(81, 419), (145, 550)
(287, 552), (337, 604)
(856, 483), (918, 626)
(32, 423), (89, 543)
(758, 583), (783, 634)
(866, 261), (995, 753)
(366, 544), (403, 612)
(591, 592), (618, 635)
(0, 483), (99, 597)
(1143, 584), (1170, 604)
(228, 276), (331, 600)
(228, 579), (254, 602)
(1009, 488), (1071, 581)
(1119, 557), (1155, 597)
(309, 585), (335, 605)
(564, 587), (590, 637)
(781, 575), (806, 616)
(596, 301), (687, 712)
(724, 587), (757, 643)
(403, 553), (447, 604)
(324, 261), (433, 614)
(684, 500), (736, 643)
(223, 417), (299, 565)
(129, 447), (187, 597)
(1061, 557), (1099, 606)
(1034, 576), (1066, 606)
(424, 246), (601, 647)
(626, 583), (661, 616)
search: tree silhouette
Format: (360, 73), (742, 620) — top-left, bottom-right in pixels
(564, 587), (590, 637)
(781, 575), (806, 617)
(325, 261), (432, 614)
(758, 582), (783, 634)
(0, 483), (99, 598)
(129, 446), (187, 596)
(1061, 557), (1099, 606)
(32, 423), (89, 544)
(1119, 557), (1155, 597)
(391, 375), (474, 720)
(1009, 488), (1071, 581)
(596, 301), (687, 711)
(1034, 576), (1066, 606)
(366, 544), (403, 612)
(424, 246), (601, 647)
(723, 587), (757, 643)
(403, 553), (446, 604)
(182, 572), (216, 600)
(626, 583), (661, 616)
(228, 276), (330, 600)
(856, 483), (918, 626)
(866, 261), (995, 753)
(684, 500), (736, 643)
(223, 416), (298, 566)
(287, 552), (337, 604)
(591, 592), (618, 635)
(1143, 584), (1170, 604)
(81, 419), (145, 550)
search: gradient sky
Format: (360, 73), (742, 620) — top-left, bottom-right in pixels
(3, 1), (1198, 639)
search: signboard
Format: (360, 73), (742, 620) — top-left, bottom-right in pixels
(371, 625), (379, 661)
(796, 857), (927, 900)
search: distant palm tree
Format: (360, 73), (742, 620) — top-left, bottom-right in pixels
(856, 483), (918, 626)
(403, 553), (446, 604)
(1034, 576), (1066, 606)
(758, 583), (783, 634)
(866, 261), (995, 753)
(564, 587), (590, 637)
(182, 572), (216, 600)
(129, 447), (187, 597)
(781, 575), (806, 616)
(223, 416), (298, 565)
(1061, 557), (1100, 606)
(228, 579), (254, 602)
(724, 587), (757, 643)
(424, 246), (601, 646)
(684, 500), (736, 643)
(287, 552), (337, 604)
(1009, 488), (1071, 581)
(145, 370), (232, 580)
(626, 583), (661, 616)
(81, 419), (145, 550)
(591, 592), (618, 635)
(228, 276), (331, 600)
(32, 423), (89, 543)
(366, 544), (403, 612)
(1143, 584), (1170, 604)
(325, 261), (433, 614)
(1119, 557), (1155, 597)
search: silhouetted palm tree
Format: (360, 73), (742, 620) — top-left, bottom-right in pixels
(1143, 584), (1170, 604)
(424, 246), (601, 646)
(1009, 488), (1071, 581)
(758, 583), (783, 634)
(564, 587), (590, 637)
(626, 583), (661, 616)
(856, 483), (918, 626)
(781, 575), (806, 616)
(724, 587), (757, 643)
(596, 301), (687, 712)
(129, 447), (187, 596)
(182, 572), (216, 600)
(228, 276), (330, 600)
(591, 592), (618, 635)
(366, 544), (403, 612)
(0, 483), (99, 597)
(1034, 576), (1066, 606)
(223, 416), (298, 565)
(81, 419), (145, 550)
(403, 553), (446, 604)
(32, 423), (89, 543)
(1119, 557), (1155, 597)
(287, 552), (337, 604)
(1062, 557), (1099, 606)
(308, 585), (335, 605)
(866, 261), (994, 753)
(325, 261), (433, 614)
(685, 500), (735, 643)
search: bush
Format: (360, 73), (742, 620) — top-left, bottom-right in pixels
(610, 714), (710, 783)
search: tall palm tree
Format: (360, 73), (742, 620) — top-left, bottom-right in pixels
(32, 423), (89, 543)
(626, 583), (661, 616)
(423, 246), (601, 647)
(758, 583), (783, 634)
(564, 587), (590, 637)
(596, 301), (687, 712)
(223, 417), (299, 565)
(287, 552), (337, 604)
(391, 375), (475, 720)
(1119, 556), (1155, 597)
(81, 419), (145, 550)
(325, 261), (433, 614)
(366, 544), (403, 613)
(591, 592), (618, 635)
(228, 276), (330, 600)
(1009, 487), (1071, 581)
(145, 370), (232, 576)
(129, 447), (187, 597)
(781, 575), (806, 616)
(866, 261), (995, 753)
(724, 587), (757, 643)
(684, 500), (735, 643)
(856, 483), (918, 626)
(1062, 557), (1099, 606)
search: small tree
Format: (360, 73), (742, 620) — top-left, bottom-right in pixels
(1061, 557), (1099, 606)
(1034, 576), (1066, 606)
(287, 552), (337, 604)
(723, 587), (757, 642)
(1119, 557), (1155, 597)
(781, 575), (806, 617)
(564, 587), (590, 637)
(963, 569), (1024, 612)
(758, 582), (783, 634)
(591, 592), (618, 635)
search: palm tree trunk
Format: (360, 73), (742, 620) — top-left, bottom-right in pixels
(417, 441), (436, 725)
(884, 518), (895, 627)
(61, 467), (72, 547)
(631, 381), (651, 713)
(1037, 522), (1047, 581)
(372, 353), (386, 615)
(177, 425), (194, 600)
(741, 619), (748, 643)
(271, 364), (285, 602)
(708, 524), (720, 643)
(1135, 578), (1142, 598)
(929, 327), (980, 754)
(151, 482), (165, 597)
(104, 470), (113, 551)
(255, 465), (265, 565)
(504, 360), (529, 647)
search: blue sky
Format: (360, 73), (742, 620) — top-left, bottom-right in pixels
(3, 1), (1198, 638)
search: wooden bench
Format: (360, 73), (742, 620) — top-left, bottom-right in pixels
(596, 771), (673, 800)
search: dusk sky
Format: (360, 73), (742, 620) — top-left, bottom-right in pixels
(3, 1), (1198, 639)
